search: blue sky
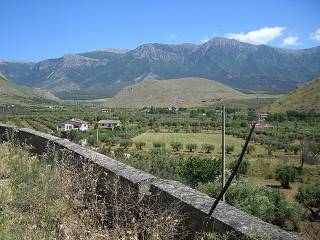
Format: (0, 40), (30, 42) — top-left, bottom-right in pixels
(1, 0), (319, 61)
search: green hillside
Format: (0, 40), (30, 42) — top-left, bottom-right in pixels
(100, 77), (255, 108)
(266, 77), (320, 113)
(0, 74), (58, 105)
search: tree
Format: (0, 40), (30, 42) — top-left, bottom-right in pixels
(201, 144), (215, 153)
(120, 139), (133, 150)
(170, 142), (183, 152)
(178, 156), (221, 187)
(275, 165), (298, 189)
(225, 145), (234, 154)
(288, 144), (300, 155)
(153, 142), (165, 149)
(296, 182), (320, 221)
(185, 143), (197, 152)
(135, 141), (146, 150)
(265, 143), (277, 155)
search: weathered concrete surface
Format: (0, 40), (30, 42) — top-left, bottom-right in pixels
(0, 123), (303, 239)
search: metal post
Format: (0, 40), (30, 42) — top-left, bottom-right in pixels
(96, 127), (99, 145)
(221, 105), (225, 202)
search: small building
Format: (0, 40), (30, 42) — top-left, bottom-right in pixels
(57, 119), (89, 132)
(249, 122), (272, 130)
(101, 108), (112, 113)
(98, 119), (121, 130)
(257, 113), (268, 122)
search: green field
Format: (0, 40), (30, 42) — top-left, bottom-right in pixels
(132, 131), (265, 155)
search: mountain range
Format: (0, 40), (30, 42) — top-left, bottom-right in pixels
(1, 37), (320, 100)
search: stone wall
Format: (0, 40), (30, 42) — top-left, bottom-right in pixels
(0, 123), (302, 239)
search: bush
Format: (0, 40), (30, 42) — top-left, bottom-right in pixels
(296, 182), (320, 221)
(225, 145), (234, 154)
(135, 141), (146, 150)
(153, 142), (165, 148)
(126, 149), (180, 180)
(201, 144), (215, 153)
(275, 165), (299, 189)
(228, 159), (250, 177)
(170, 142), (183, 152)
(265, 142), (277, 155)
(288, 144), (300, 155)
(120, 139), (133, 149)
(186, 143), (197, 152)
(178, 156), (220, 187)
(198, 179), (302, 230)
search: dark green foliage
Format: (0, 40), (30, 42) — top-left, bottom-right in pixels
(66, 130), (84, 142)
(225, 145), (234, 154)
(275, 165), (299, 189)
(228, 159), (250, 177)
(178, 156), (221, 187)
(170, 142), (183, 152)
(125, 149), (180, 180)
(288, 144), (300, 154)
(186, 143), (197, 152)
(201, 144), (215, 153)
(153, 142), (166, 148)
(120, 139), (133, 149)
(296, 182), (320, 221)
(198, 179), (302, 230)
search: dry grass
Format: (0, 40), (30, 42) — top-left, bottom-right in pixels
(0, 142), (184, 239)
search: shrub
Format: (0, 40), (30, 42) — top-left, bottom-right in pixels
(120, 139), (133, 149)
(126, 149), (180, 180)
(153, 142), (165, 148)
(225, 145), (234, 154)
(135, 141), (146, 150)
(228, 159), (250, 177)
(288, 144), (300, 155)
(186, 143), (197, 152)
(265, 142), (277, 155)
(275, 165), (299, 189)
(170, 142), (183, 152)
(198, 179), (302, 230)
(178, 156), (220, 187)
(296, 182), (320, 221)
(201, 144), (215, 153)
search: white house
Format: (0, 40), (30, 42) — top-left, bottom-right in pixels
(98, 119), (121, 130)
(257, 113), (269, 122)
(57, 119), (89, 132)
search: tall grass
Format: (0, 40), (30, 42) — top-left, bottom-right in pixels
(0, 142), (184, 239)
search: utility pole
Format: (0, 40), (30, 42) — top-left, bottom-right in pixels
(221, 105), (226, 202)
(95, 111), (99, 145)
